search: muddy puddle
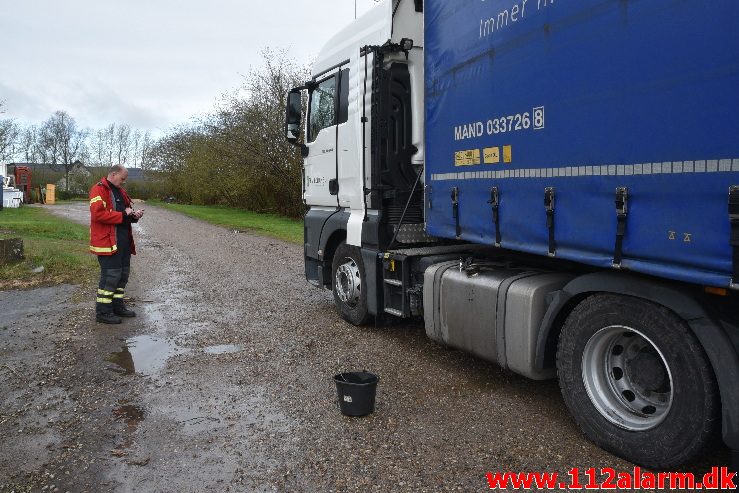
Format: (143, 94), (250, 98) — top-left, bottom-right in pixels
(106, 335), (243, 376)
(106, 335), (185, 375)
(113, 403), (146, 431)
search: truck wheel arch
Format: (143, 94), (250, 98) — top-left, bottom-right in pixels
(322, 230), (346, 272)
(313, 211), (349, 288)
(535, 271), (739, 450)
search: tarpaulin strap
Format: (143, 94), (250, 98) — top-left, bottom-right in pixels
(729, 186), (739, 287)
(489, 187), (501, 247)
(544, 187), (555, 257)
(613, 187), (629, 268)
(452, 187), (461, 239)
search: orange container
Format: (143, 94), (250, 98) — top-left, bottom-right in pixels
(46, 184), (56, 205)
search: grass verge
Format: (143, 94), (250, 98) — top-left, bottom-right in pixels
(156, 203), (303, 244)
(0, 206), (97, 290)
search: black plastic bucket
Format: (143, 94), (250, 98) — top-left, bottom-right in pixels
(334, 371), (379, 417)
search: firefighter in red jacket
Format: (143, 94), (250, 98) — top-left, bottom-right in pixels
(89, 165), (144, 324)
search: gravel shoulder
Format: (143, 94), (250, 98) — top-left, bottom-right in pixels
(0, 203), (729, 492)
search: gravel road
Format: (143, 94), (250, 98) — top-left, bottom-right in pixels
(0, 203), (729, 492)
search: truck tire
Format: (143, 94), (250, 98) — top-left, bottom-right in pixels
(557, 294), (719, 469)
(332, 242), (371, 326)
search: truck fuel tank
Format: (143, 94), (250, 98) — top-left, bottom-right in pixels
(423, 261), (573, 380)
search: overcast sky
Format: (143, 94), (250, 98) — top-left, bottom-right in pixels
(0, 0), (379, 135)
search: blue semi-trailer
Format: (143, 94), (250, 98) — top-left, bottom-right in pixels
(286, 0), (739, 468)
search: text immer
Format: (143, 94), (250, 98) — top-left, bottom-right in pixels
(480, 0), (556, 39)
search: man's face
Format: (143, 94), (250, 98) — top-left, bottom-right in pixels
(109, 169), (128, 186)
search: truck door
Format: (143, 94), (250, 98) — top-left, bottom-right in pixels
(335, 68), (358, 209)
(304, 72), (340, 207)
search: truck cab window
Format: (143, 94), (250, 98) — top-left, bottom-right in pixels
(308, 76), (337, 143)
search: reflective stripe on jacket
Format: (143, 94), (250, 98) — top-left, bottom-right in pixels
(89, 177), (137, 256)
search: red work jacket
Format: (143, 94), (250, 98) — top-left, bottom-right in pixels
(88, 177), (136, 256)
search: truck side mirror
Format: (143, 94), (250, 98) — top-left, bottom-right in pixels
(285, 89), (303, 145)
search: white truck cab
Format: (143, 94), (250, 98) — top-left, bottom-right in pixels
(287, 0), (424, 253)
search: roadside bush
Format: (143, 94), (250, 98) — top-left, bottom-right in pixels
(124, 179), (167, 201)
(148, 50), (309, 218)
(56, 189), (85, 201)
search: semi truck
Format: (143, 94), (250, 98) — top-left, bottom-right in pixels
(285, 0), (739, 469)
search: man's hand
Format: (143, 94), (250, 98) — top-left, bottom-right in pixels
(133, 209), (145, 220)
(125, 207), (134, 216)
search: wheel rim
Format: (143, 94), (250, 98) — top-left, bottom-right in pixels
(581, 325), (673, 431)
(335, 257), (361, 308)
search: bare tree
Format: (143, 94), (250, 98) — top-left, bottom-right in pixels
(0, 101), (19, 163)
(36, 122), (60, 165)
(128, 129), (142, 168)
(140, 130), (153, 171)
(0, 120), (18, 163)
(100, 123), (115, 164)
(89, 127), (110, 166)
(115, 123), (131, 164)
(38, 111), (89, 190)
(18, 125), (39, 163)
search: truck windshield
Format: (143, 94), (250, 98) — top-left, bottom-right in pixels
(308, 76), (336, 143)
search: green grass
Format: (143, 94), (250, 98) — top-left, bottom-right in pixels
(0, 206), (97, 289)
(157, 203), (303, 244)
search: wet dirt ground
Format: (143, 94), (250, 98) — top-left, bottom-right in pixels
(0, 203), (731, 492)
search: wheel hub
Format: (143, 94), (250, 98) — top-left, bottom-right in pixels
(581, 325), (673, 431)
(335, 258), (361, 307)
(626, 348), (669, 391)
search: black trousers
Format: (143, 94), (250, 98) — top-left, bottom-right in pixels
(96, 249), (132, 314)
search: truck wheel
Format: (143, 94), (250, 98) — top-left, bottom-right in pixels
(557, 294), (719, 469)
(332, 242), (371, 326)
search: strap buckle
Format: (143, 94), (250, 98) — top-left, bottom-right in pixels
(452, 187), (461, 239)
(544, 187), (555, 212)
(615, 187), (628, 216)
(729, 186), (739, 220)
(612, 187), (629, 269)
(729, 186), (739, 286)
(544, 188), (556, 257)
(488, 187), (499, 208)
(489, 187), (501, 247)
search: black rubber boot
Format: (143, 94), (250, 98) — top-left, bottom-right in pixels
(96, 311), (122, 324)
(113, 301), (136, 318)
(97, 266), (123, 324)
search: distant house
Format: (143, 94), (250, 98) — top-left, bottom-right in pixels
(57, 161), (93, 193)
(87, 166), (147, 183)
(126, 167), (146, 182)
